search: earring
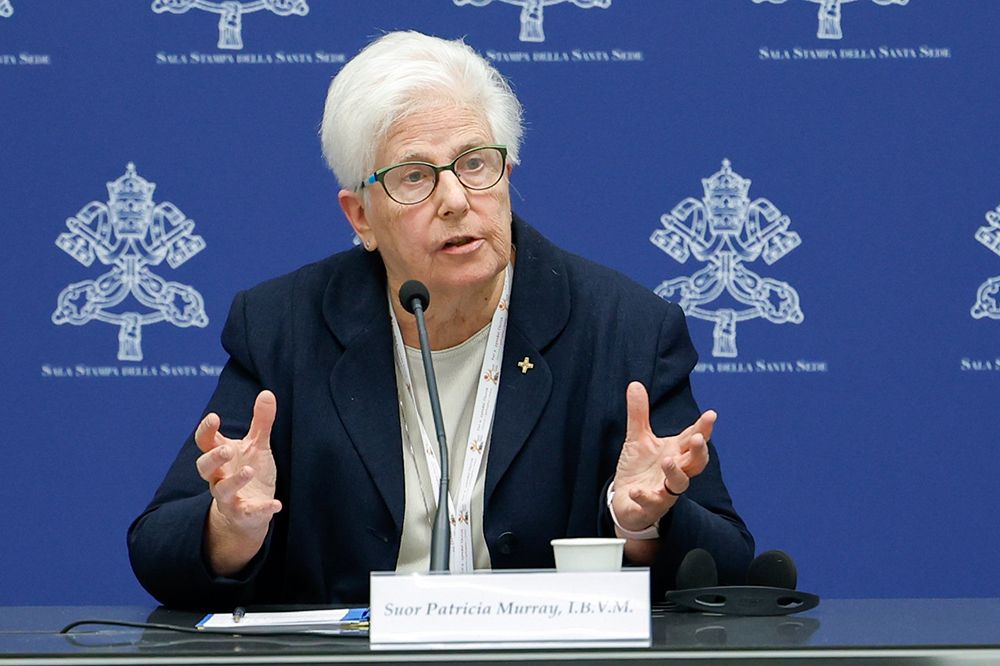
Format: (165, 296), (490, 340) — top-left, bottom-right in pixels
(364, 240), (371, 250)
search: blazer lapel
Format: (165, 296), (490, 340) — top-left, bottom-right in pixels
(485, 216), (570, 501)
(486, 325), (552, 501)
(324, 250), (405, 530)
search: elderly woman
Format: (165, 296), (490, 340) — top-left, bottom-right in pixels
(128, 31), (753, 608)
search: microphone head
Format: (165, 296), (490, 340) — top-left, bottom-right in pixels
(399, 280), (430, 314)
(746, 549), (798, 589)
(676, 548), (718, 590)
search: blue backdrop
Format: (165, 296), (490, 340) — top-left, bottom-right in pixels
(1, 1), (997, 605)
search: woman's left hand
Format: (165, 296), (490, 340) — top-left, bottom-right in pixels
(611, 382), (715, 533)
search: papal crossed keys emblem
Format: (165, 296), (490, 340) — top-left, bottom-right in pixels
(52, 164), (209, 362)
(752, 0), (908, 40)
(152, 0), (309, 50)
(453, 0), (610, 43)
(651, 160), (803, 358)
(971, 205), (1000, 320)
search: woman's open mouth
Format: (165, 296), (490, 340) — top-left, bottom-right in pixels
(441, 236), (484, 254)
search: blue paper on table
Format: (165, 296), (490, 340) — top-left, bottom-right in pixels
(197, 608), (370, 634)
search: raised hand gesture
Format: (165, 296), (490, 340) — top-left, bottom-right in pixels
(194, 390), (282, 576)
(611, 382), (714, 535)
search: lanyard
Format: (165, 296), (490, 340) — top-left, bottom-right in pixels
(389, 263), (512, 572)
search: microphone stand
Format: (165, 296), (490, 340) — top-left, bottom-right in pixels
(401, 283), (450, 572)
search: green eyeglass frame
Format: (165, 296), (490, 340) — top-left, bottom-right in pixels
(363, 145), (508, 205)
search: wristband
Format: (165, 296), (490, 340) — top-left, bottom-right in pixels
(606, 484), (660, 540)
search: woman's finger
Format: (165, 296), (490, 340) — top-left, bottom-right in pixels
(674, 410), (716, 450)
(243, 498), (283, 522)
(620, 486), (663, 530)
(194, 413), (222, 454)
(220, 497), (283, 527)
(690, 410), (717, 445)
(195, 444), (233, 482)
(627, 484), (663, 509)
(624, 382), (653, 443)
(682, 433), (710, 476)
(213, 466), (254, 504)
(662, 457), (690, 497)
(247, 391), (277, 450)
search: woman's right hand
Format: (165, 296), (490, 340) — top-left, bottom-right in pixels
(195, 390), (282, 576)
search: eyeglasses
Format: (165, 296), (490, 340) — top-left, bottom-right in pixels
(364, 145), (507, 205)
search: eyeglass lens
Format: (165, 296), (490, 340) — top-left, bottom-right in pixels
(382, 147), (505, 204)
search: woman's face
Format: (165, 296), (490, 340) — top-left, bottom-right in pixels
(343, 105), (513, 301)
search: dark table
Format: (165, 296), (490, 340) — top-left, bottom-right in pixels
(2, 599), (1000, 665)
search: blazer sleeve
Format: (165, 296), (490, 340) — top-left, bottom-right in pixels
(599, 303), (755, 599)
(127, 290), (276, 610)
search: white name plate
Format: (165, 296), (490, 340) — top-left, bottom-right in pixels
(369, 568), (650, 650)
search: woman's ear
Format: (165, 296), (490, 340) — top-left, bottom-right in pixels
(338, 189), (373, 248)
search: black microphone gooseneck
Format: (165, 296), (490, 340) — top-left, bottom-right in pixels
(399, 280), (450, 572)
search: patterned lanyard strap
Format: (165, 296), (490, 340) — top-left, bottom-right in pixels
(389, 262), (513, 573)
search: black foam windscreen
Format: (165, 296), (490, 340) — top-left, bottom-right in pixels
(666, 548), (818, 616)
(676, 548), (718, 590)
(398, 280), (430, 314)
(746, 550), (798, 590)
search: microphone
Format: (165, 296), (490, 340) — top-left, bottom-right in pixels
(666, 549), (819, 616)
(747, 549), (798, 590)
(675, 548), (718, 589)
(398, 280), (450, 572)
(399, 280), (429, 315)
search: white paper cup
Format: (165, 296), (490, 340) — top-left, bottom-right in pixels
(550, 537), (626, 572)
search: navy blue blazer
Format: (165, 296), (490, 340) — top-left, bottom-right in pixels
(128, 215), (753, 609)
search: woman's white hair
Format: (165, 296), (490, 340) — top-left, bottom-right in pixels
(320, 31), (524, 191)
